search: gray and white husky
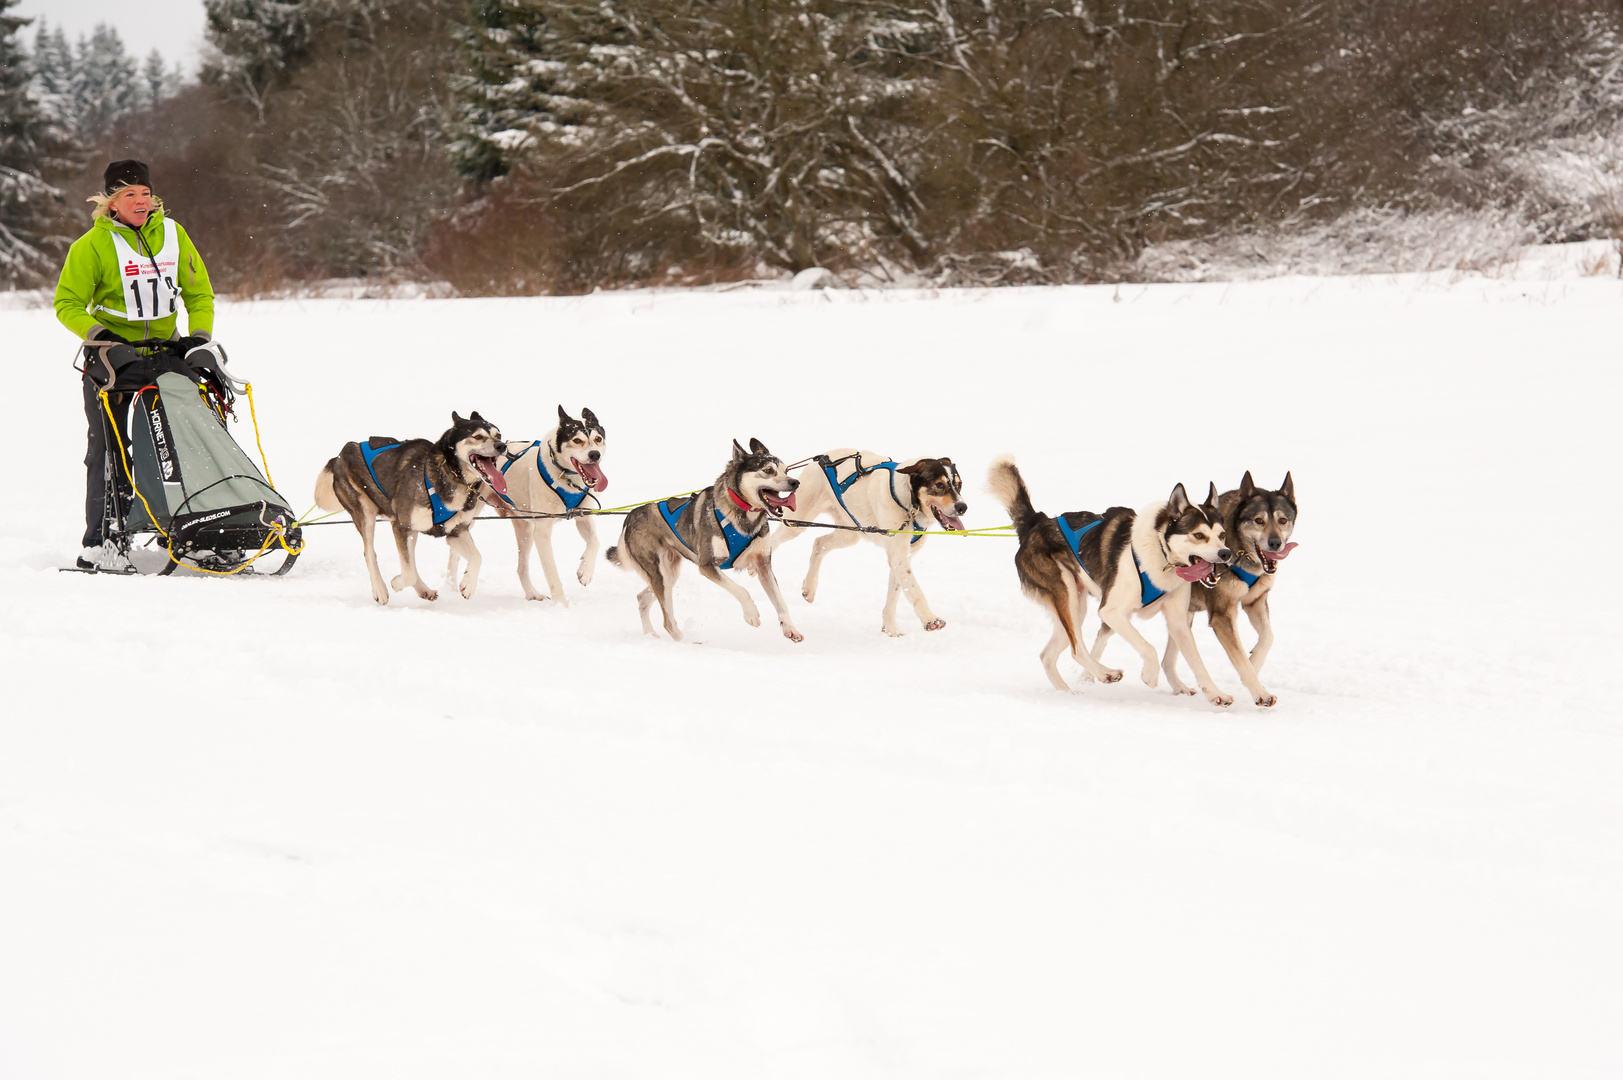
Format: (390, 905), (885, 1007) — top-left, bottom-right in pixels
(1162, 471), (1297, 706)
(767, 449), (967, 636)
(606, 439), (803, 642)
(989, 456), (1237, 706)
(447, 405), (609, 605)
(315, 411), (508, 605)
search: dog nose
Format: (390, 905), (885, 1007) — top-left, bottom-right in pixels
(1268, 537), (1282, 550)
(588, 450), (600, 462)
(954, 501), (967, 514)
(494, 439), (507, 453)
(1217, 547), (1233, 563)
(787, 477), (799, 490)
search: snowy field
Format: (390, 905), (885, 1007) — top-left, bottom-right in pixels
(2, 259), (1621, 1079)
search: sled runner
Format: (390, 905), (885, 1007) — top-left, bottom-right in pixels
(74, 338), (302, 576)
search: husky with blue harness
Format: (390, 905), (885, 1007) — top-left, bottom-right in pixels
(606, 439), (803, 642)
(766, 449), (967, 636)
(1161, 471), (1298, 707)
(989, 457), (1237, 706)
(314, 412), (508, 605)
(447, 406), (609, 605)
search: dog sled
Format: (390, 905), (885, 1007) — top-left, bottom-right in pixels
(76, 338), (302, 576)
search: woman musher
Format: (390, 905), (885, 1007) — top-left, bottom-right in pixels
(55, 159), (235, 571)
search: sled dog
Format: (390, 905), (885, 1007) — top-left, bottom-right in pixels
(446, 405), (608, 605)
(606, 438), (803, 642)
(315, 412), (507, 605)
(1161, 471), (1297, 706)
(988, 456), (1236, 706)
(767, 449), (966, 635)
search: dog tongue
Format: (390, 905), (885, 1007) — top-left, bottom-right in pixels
(476, 457), (508, 496)
(779, 492), (796, 512)
(938, 514), (964, 531)
(1264, 542), (1298, 561)
(1174, 559), (1213, 582)
(576, 460), (608, 492)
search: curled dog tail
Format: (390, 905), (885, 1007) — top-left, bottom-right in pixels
(314, 460), (341, 513)
(987, 455), (1040, 539)
(605, 544), (622, 568)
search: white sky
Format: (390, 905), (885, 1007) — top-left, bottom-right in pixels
(12, 0), (209, 72)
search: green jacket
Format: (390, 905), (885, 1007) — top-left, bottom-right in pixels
(54, 210), (215, 342)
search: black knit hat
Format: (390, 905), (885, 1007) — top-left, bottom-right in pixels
(103, 159), (152, 194)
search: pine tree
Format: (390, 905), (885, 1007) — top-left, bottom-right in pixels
(72, 24), (140, 140)
(0, 0), (61, 285)
(142, 49), (169, 109)
(28, 23), (76, 147)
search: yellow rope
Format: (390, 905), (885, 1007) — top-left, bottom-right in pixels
(244, 382), (274, 489)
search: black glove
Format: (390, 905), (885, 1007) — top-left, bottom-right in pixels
(88, 325), (129, 345)
(175, 334), (211, 355)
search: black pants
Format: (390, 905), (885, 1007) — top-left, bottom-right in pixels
(81, 349), (138, 548)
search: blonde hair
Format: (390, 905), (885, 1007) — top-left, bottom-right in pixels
(87, 185), (165, 220)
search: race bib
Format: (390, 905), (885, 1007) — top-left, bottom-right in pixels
(108, 220), (181, 323)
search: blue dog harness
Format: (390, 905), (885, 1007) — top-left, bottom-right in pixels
(658, 498), (756, 570)
(1057, 511), (1164, 607)
(818, 454), (923, 544)
(1227, 562), (1261, 587)
(360, 438), (459, 528)
(500, 440), (591, 511)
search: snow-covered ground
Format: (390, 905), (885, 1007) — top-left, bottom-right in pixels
(2, 266), (1620, 1079)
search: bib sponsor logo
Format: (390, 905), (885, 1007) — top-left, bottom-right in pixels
(124, 262), (141, 277)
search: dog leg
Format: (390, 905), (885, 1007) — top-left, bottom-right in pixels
(1162, 595), (1232, 707)
(535, 519), (569, 607)
(1211, 602), (1274, 707)
(750, 553), (803, 643)
(657, 548), (685, 640)
(575, 515), (598, 587)
(1097, 605), (1161, 689)
(445, 543), (461, 590)
(697, 563), (761, 629)
(1162, 610), (1201, 695)
(636, 587), (658, 635)
(802, 529), (858, 603)
(1040, 612), (1078, 692)
(390, 527), (437, 601)
(1062, 566), (1121, 683)
(1244, 594), (1275, 672)
(358, 511), (389, 605)
(446, 528), (481, 600)
(883, 537), (944, 634)
(513, 519), (546, 601)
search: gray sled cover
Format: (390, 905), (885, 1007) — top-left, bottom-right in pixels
(126, 372), (294, 534)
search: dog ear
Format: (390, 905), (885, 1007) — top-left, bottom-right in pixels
(1204, 481), (1219, 508)
(557, 404), (573, 426)
(1167, 483), (1191, 515)
(749, 437), (770, 457)
(451, 411), (465, 426)
(897, 462), (923, 476)
(1279, 471), (1295, 503)
(581, 407), (599, 430)
(1239, 470), (1256, 499)
(470, 411), (487, 428)
(732, 439), (747, 460)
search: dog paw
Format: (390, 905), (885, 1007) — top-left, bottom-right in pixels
(923, 618), (945, 631)
(459, 582), (477, 600)
(1254, 694), (1277, 708)
(1208, 692), (1235, 707)
(744, 609), (761, 628)
(389, 574), (405, 591)
(783, 626), (804, 643)
(525, 591), (549, 602)
(577, 566), (594, 586)
(1099, 669), (1123, 684)
(1172, 686), (1197, 696)
(371, 589), (389, 606)
(1140, 667), (1159, 689)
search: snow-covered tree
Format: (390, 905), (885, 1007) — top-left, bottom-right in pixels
(0, 0), (62, 285)
(71, 25), (141, 140)
(141, 49), (184, 109)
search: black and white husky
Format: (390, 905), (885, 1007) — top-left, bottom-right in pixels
(1163, 471), (1297, 706)
(315, 412), (508, 605)
(767, 449), (967, 636)
(606, 439), (802, 642)
(989, 456), (1236, 706)
(447, 406), (609, 605)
